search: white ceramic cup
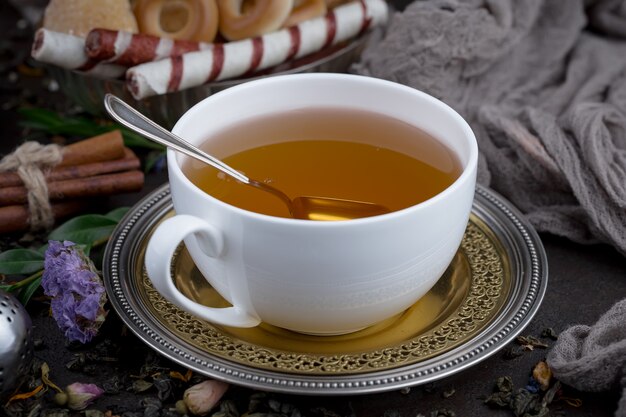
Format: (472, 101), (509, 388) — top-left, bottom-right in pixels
(145, 73), (478, 335)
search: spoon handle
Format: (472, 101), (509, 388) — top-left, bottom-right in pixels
(103, 94), (250, 184)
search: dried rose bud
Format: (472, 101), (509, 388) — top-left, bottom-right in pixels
(65, 382), (105, 410)
(183, 380), (228, 416)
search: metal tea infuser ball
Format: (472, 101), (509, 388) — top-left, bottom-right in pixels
(0, 289), (34, 402)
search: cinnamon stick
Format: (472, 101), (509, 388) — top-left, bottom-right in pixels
(0, 170), (145, 206)
(58, 130), (125, 166)
(0, 200), (93, 234)
(0, 148), (140, 188)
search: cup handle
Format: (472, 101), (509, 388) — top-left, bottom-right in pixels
(145, 214), (261, 328)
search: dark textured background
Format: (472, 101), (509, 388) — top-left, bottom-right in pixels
(1, 1), (625, 416)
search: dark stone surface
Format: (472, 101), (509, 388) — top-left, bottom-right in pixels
(1, 1), (625, 416)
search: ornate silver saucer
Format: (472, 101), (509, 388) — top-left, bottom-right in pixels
(103, 184), (547, 395)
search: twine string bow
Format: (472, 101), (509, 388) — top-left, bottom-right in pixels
(0, 141), (64, 231)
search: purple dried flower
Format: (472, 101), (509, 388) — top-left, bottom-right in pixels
(42, 240), (107, 343)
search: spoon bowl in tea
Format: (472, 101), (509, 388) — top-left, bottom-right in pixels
(104, 94), (389, 220)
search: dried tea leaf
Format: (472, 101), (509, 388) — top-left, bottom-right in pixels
(138, 354), (170, 379)
(244, 394), (307, 417)
(141, 397), (162, 417)
(268, 399), (282, 413)
(7, 384), (44, 404)
(540, 328), (559, 340)
(212, 399), (239, 417)
(563, 397), (583, 407)
(541, 381), (561, 407)
(442, 388), (455, 398)
(529, 408), (550, 417)
(25, 402), (42, 417)
(3, 401), (26, 417)
(153, 374), (173, 401)
(84, 410), (105, 417)
(90, 338), (121, 360)
(41, 363), (64, 394)
(222, 400), (240, 415)
(246, 413), (283, 417)
(309, 407), (344, 417)
(161, 409), (181, 417)
(103, 375), (124, 395)
(429, 410), (456, 417)
(423, 383), (437, 394)
(497, 376), (514, 393)
(141, 398), (162, 407)
(66, 353), (87, 371)
(516, 336), (549, 351)
(281, 403), (297, 416)
(510, 388), (539, 416)
(81, 365), (98, 376)
(41, 409), (70, 417)
(484, 377), (513, 407)
(131, 380), (153, 393)
(484, 391), (511, 408)
(248, 393), (268, 414)
(143, 406), (161, 417)
(484, 373), (563, 417)
(169, 369), (192, 382)
(502, 346), (524, 359)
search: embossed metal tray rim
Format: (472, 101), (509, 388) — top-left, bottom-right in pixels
(103, 184), (547, 395)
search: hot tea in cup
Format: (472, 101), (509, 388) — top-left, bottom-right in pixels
(183, 107), (463, 220)
(145, 73), (478, 335)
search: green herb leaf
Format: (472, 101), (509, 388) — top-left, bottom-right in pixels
(121, 130), (164, 150)
(0, 270), (43, 293)
(18, 107), (164, 151)
(18, 107), (63, 127)
(17, 275), (43, 306)
(49, 214), (118, 245)
(0, 249), (45, 274)
(104, 207), (130, 222)
(18, 108), (101, 137)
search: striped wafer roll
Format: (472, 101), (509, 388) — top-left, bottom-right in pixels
(31, 28), (125, 79)
(85, 29), (213, 67)
(126, 0), (388, 100)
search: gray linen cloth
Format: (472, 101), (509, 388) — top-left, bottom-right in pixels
(352, 0), (626, 414)
(546, 298), (626, 417)
(353, 0), (626, 254)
